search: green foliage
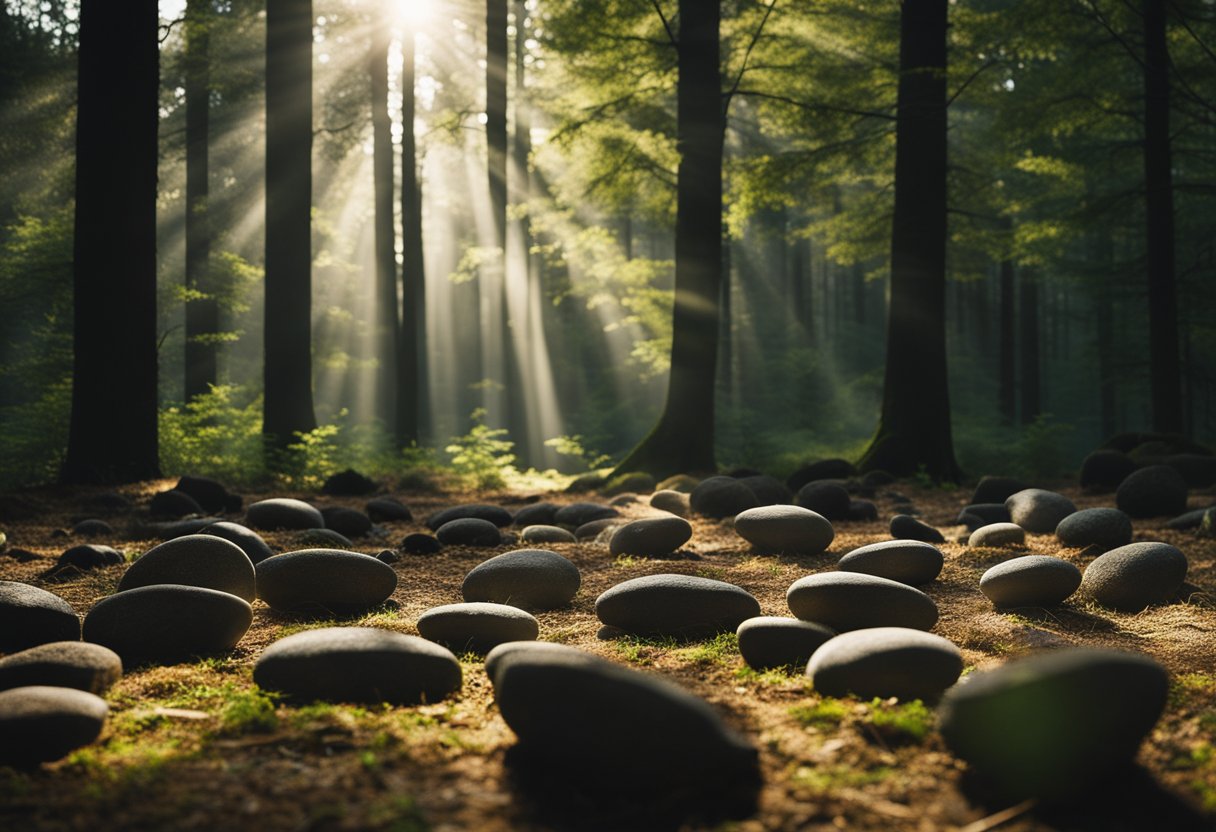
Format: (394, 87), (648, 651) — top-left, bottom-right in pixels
(444, 409), (517, 490)
(544, 434), (612, 471)
(674, 632), (739, 666)
(158, 385), (264, 485)
(864, 698), (934, 744)
(790, 698), (848, 728)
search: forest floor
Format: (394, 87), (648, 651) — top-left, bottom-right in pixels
(1, 478), (1215, 832)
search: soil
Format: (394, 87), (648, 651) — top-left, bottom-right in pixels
(1, 479), (1215, 832)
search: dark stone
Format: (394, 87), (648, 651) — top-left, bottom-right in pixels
(1055, 507), (1133, 552)
(979, 555), (1082, 608)
(376, 549), (400, 564)
(56, 545), (123, 573)
(0, 686), (108, 766)
(321, 468), (379, 496)
(0, 642), (122, 694)
(807, 627), (962, 701)
(320, 506), (373, 538)
(254, 627), (461, 705)
(734, 505), (834, 555)
(365, 497), (412, 523)
(609, 493), (638, 507)
(255, 549), (398, 615)
(847, 499), (879, 522)
(968, 522), (1026, 548)
(1102, 432), (1211, 457)
(656, 474), (699, 493)
(401, 533), (442, 555)
(739, 475), (791, 507)
(1081, 542), (1188, 611)
(435, 518), (503, 547)
(860, 470), (896, 490)
(724, 467), (763, 478)
(174, 475), (236, 513)
(149, 489), (204, 519)
(1079, 450), (1137, 493)
(71, 519), (113, 537)
(554, 502), (619, 528)
(1005, 488), (1076, 533)
(690, 477), (759, 519)
(199, 521), (275, 565)
(889, 514), (945, 543)
(596, 574), (761, 638)
(794, 482), (851, 521)
(786, 459), (857, 493)
(938, 648), (1168, 799)
(245, 498), (324, 531)
(462, 549), (581, 610)
(83, 585), (252, 663)
(575, 518), (622, 541)
(1164, 454), (1216, 488)
(512, 502), (560, 528)
(118, 534), (256, 601)
(971, 476), (1028, 505)
(519, 525), (577, 544)
(416, 602), (539, 653)
(564, 472), (606, 493)
(426, 504), (512, 531)
(608, 517), (693, 558)
(133, 517), (224, 541)
(1116, 465), (1189, 519)
(736, 616), (834, 671)
(786, 572), (938, 632)
(1166, 507), (1216, 530)
(603, 471), (656, 496)
(837, 539), (944, 586)
(956, 504), (1010, 528)
(649, 490), (691, 518)
(0, 582), (80, 651)
(292, 528), (353, 549)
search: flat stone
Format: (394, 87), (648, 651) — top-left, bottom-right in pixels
(117, 534), (256, 601)
(401, 533), (442, 555)
(320, 506), (373, 538)
(1005, 488), (1076, 534)
(462, 549), (581, 610)
(554, 502), (619, 528)
(736, 616), (834, 671)
(199, 521), (275, 565)
(426, 504), (513, 530)
(575, 518), (621, 541)
(937, 648), (1168, 799)
(375, 549), (400, 564)
(519, 525), (577, 544)
(416, 602), (539, 653)
(1055, 507), (1133, 551)
(0, 686), (108, 766)
(690, 477), (759, 519)
(83, 585), (252, 663)
(0, 582), (80, 651)
(174, 475), (238, 513)
(837, 540), (944, 586)
(968, 522), (1026, 548)
(512, 503), (560, 528)
(365, 497), (412, 523)
(149, 489), (204, 519)
(0, 642), (122, 694)
(734, 505), (834, 555)
(889, 514), (945, 543)
(794, 482), (851, 521)
(1081, 541), (1188, 611)
(72, 519), (113, 537)
(245, 498), (324, 531)
(55, 544), (123, 573)
(1116, 465), (1189, 518)
(971, 476), (1028, 505)
(253, 627), (461, 705)
(435, 518), (502, 547)
(255, 549), (398, 615)
(1166, 507), (1215, 530)
(786, 572), (938, 632)
(596, 574), (761, 638)
(608, 516), (693, 558)
(650, 490), (691, 518)
(979, 555), (1082, 608)
(807, 627), (962, 701)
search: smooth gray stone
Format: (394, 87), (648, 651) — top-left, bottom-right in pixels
(596, 574), (761, 638)
(837, 539), (944, 586)
(0, 642), (122, 694)
(656, 474), (700, 493)
(512, 502), (560, 528)
(889, 514), (945, 543)
(199, 521), (275, 564)
(690, 476), (759, 519)
(245, 498), (324, 531)
(1005, 489), (1076, 534)
(366, 497), (412, 523)
(1081, 542), (1188, 611)
(979, 555), (1082, 608)
(1165, 507), (1216, 530)
(292, 528), (354, 549)
(0, 582), (80, 652)
(1116, 465), (1189, 518)
(1055, 507), (1133, 551)
(135, 517), (224, 541)
(956, 504), (1011, 527)
(734, 505), (834, 555)
(649, 490), (691, 518)
(255, 549), (397, 615)
(575, 518), (621, 541)
(462, 549), (581, 610)
(435, 518), (502, 546)
(971, 476), (1028, 505)
(55, 544), (123, 572)
(0, 686), (109, 766)
(554, 502), (619, 528)
(1079, 449), (1137, 492)
(807, 627), (962, 701)
(416, 602), (539, 653)
(320, 506), (373, 538)
(608, 516), (693, 558)
(794, 482), (851, 521)
(968, 522), (1026, 548)
(484, 641), (601, 686)
(175, 474), (238, 513)
(253, 627), (461, 705)
(426, 504), (512, 531)
(401, 533), (442, 554)
(72, 519), (113, 537)
(847, 499), (879, 522)
(786, 572), (938, 632)
(736, 616), (834, 671)
(83, 584), (252, 663)
(519, 525), (577, 544)
(149, 489), (204, 519)
(118, 534), (256, 601)
(938, 648), (1168, 799)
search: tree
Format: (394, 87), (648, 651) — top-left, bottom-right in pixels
(857, 0), (960, 480)
(397, 22), (425, 446)
(369, 12), (397, 431)
(184, 0), (217, 402)
(263, 0), (317, 454)
(61, 0), (161, 483)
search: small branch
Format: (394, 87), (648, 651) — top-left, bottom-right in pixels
(313, 120), (362, 137)
(1079, 0), (1146, 70)
(947, 59), (999, 108)
(649, 0), (678, 48)
(159, 15), (185, 44)
(724, 0), (779, 113)
(732, 88), (896, 121)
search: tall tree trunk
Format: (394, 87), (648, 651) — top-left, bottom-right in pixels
(264, 0), (317, 454)
(790, 235), (812, 339)
(998, 235), (1016, 425)
(858, 0), (958, 481)
(398, 27), (424, 446)
(852, 262), (866, 327)
(1142, 0), (1183, 433)
(1019, 268), (1041, 425)
(484, 0), (512, 434)
(611, 0), (722, 478)
(184, 0), (216, 402)
(62, 0), (161, 484)
(370, 17), (397, 433)
(719, 237), (734, 410)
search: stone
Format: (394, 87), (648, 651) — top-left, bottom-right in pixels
(1079, 450), (1137, 492)
(462, 549), (581, 610)
(1081, 541), (1188, 611)
(739, 475), (791, 507)
(426, 504), (512, 531)
(847, 499), (879, 522)
(134, 517), (223, 540)
(518, 524), (576, 544)
(320, 506), (373, 538)
(1005, 488), (1076, 534)
(199, 521), (275, 565)
(0, 582), (80, 651)
(55, 544), (123, 573)
(736, 616), (834, 671)
(937, 648), (1168, 799)
(149, 489), (204, 519)
(83, 585), (252, 663)
(510, 503), (558, 528)
(174, 475), (238, 514)
(733, 505), (834, 556)
(1202, 508), (1216, 538)
(0, 686), (108, 766)
(596, 574), (761, 638)
(794, 482), (851, 521)
(375, 549), (400, 564)
(553, 502), (619, 528)
(971, 476), (1028, 505)
(979, 555), (1082, 608)
(1116, 464), (1189, 518)
(889, 514), (945, 543)
(807, 627), (963, 701)
(117, 534), (255, 601)
(1165, 453), (1216, 488)
(603, 471), (655, 496)
(72, 519), (113, 537)
(255, 549), (398, 615)
(575, 518), (622, 541)
(649, 490), (691, 518)
(1165, 507), (1215, 530)
(245, 498), (324, 531)
(365, 497), (412, 523)
(786, 572), (938, 631)
(401, 533), (442, 555)
(254, 627), (461, 705)
(786, 459), (857, 493)
(837, 540), (944, 586)
(293, 528), (354, 549)
(321, 468), (378, 496)
(861, 470), (896, 490)
(564, 473), (606, 493)
(689, 476), (759, 519)
(956, 504), (1010, 528)
(1055, 507), (1133, 551)
(968, 522), (1026, 548)
(0, 642), (122, 694)
(435, 518), (502, 547)
(416, 602), (539, 653)
(1103, 431), (1212, 456)
(656, 474), (699, 493)
(608, 516), (693, 558)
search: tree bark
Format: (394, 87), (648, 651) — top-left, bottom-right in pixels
(263, 0), (317, 454)
(398, 27), (425, 446)
(484, 0), (512, 434)
(857, 0), (959, 481)
(62, 0), (161, 484)
(184, 0), (216, 402)
(370, 17), (398, 433)
(998, 241), (1016, 425)
(1019, 267), (1041, 425)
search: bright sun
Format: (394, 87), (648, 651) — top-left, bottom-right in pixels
(394, 0), (437, 28)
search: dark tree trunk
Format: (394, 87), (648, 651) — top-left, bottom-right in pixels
(1019, 268), (1041, 425)
(370, 18), (397, 432)
(62, 0), (161, 484)
(506, 0), (531, 463)
(719, 237), (734, 409)
(612, 0), (722, 478)
(998, 247), (1016, 425)
(184, 0), (216, 402)
(790, 235), (812, 338)
(858, 0), (959, 481)
(1142, 0), (1183, 433)
(264, 0), (316, 453)
(485, 0), (512, 434)
(853, 262), (866, 327)
(397, 28), (425, 446)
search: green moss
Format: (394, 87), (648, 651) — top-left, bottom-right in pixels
(612, 635), (677, 665)
(790, 698), (848, 728)
(217, 689), (278, 735)
(864, 698), (934, 744)
(793, 763), (893, 791)
(674, 632), (739, 666)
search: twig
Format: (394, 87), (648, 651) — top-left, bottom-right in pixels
(649, 0), (677, 48)
(724, 0), (780, 112)
(959, 799), (1039, 832)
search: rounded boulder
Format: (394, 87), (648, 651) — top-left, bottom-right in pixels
(0, 642), (122, 694)
(786, 572), (938, 632)
(0, 686), (109, 766)
(519, 525), (577, 544)
(1055, 507), (1133, 552)
(734, 505), (834, 556)
(245, 498), (324, 531)
(1005, 489), (1076, 534)
(596, 574), (760, 638)
(690, 477), (759, 519)
(118, 534), (256, 601)
(1081, 541), (1188, 611)
(1115, 465), (1189, 518)
(435, 518), (503, 547)
(199, 521), (275, 564)
(794, 482), (851, 521)
(736, 616), (834, 671)
(807, 627), (963, 702)
(968, 522), (1026, 548)
(83, 584), (252, 663)
(837, 540), (944, 586)
(462, 549), (581, 610)
(979, 555), (1082, 608)
(426, 504), (512, 531)
(0, 582), (80, 652)
(416, 602), (539, 654)
(255, 549), (397, 615)
(608, 516), (693, 558)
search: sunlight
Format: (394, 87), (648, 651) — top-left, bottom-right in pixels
(393, 0), (438, 29)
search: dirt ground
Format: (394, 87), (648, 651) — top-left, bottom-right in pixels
(1, 478), (1215, 832)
